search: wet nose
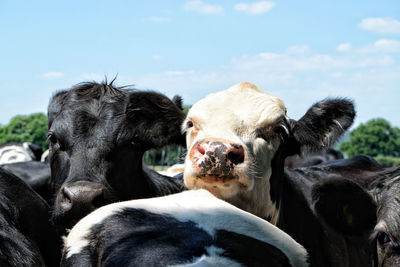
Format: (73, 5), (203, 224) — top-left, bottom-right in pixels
(59, 181), (110, 216)
(191, 138), (245, 177)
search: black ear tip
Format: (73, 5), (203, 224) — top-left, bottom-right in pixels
(172, 95), (183, 110)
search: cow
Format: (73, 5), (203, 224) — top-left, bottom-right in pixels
(1, 160), (51, 203)
(0, 142), (43, 164)
(182, 82), (379, 266)
(0, 166), (60, 267)
(284, 148), (344, 169)
(311, 159), (400, 267)
(47, 81), (187, 233)
(61, 189), (309, 267)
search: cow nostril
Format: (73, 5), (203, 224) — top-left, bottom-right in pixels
(227, 147), (245, 165)
(60, 187), (73, 211)
(197, 144), (205, 155)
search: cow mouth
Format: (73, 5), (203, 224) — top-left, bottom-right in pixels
(196, 175), (238, 184)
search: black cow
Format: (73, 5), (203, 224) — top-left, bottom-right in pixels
(61, 189), (309, 267)
(0, 142), (43, 164)
(312, 159), (400, 267)
(284, 148), (344, 169)
(1, 161), (51, 202)
(182, 82), (378, 266)
(47, 81), (186, 232)
(0, 167), (60, 267)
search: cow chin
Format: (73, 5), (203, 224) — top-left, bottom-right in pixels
(184, 172), (252, 199)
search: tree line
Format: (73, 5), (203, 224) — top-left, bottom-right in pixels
(1, 113), (399, 167)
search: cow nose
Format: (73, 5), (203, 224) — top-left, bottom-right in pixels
(227, 145), (245, 165)
(192, 138), (245, 177)
(59, 182), (110, 215)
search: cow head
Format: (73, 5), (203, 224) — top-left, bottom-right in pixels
(183, 82), (355, 221)
(47, 81), (185, 231)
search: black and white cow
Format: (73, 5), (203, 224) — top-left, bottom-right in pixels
(182, 82), (377, 266)
(0, 167), (60, 267)
(61, 189), (309, 267)
(47, 81), (186, 232)
(0, 142), (43, 164)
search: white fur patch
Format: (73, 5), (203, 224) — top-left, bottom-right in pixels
(64, 190), (308, 267)
(171, 246), (242, 267)
(0, 144), (33, 164)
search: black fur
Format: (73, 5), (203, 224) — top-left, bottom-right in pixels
(285, 148), (343, 169)
(0, 167), (60, 267)
(1, 161), (51, 203)
(48, 81), (186, 233)
(289, 98), (355, 154)
(312, 178), (377, 235)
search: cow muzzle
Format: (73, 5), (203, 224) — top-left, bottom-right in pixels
(55, 181), (112, 229)
(190, 138), (245, 177)
(185, 138), (247, 197)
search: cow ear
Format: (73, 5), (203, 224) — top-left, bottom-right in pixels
(172, 95), (184, 111)
(312, 178), (377, 236)
(291, 99), (355, 154)
(127, 91), (186, 149)
(26, 143), (43, 161)
(48, 90), (68, 128)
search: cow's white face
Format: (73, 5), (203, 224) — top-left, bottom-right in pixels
(183, 82), (288, 221)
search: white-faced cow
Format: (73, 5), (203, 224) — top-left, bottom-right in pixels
(0, 142), (43, 164)
(61, 189), (309, 267)
(0, 167), (60, 267)
(47, 81), (186, 233)
(182, 82), (378, 266)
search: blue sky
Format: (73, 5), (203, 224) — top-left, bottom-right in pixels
(1, 0), (399, 128)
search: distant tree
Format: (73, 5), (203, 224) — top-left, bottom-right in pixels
(339, 118), (400, 158)
(183, 105), (191, 115)
(0, 113), (48, 150)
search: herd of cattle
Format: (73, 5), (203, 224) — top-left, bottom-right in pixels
(0, 81), (399, 266)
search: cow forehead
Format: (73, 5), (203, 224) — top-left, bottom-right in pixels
(188, 82), (287, 131)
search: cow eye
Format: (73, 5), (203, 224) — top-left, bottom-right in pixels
(377, 231), (391, 248)
(273, 125), (289, 140)
(47, 133), (58, 148)
(186, 120), (194, 128)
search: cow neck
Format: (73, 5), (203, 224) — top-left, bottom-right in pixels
(267, 143), (288, 221)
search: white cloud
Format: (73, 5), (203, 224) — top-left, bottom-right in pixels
(359, 17), (400, 34)
(42, 72), (64, 79)
(143, 16), (172, 23)
(358, 39), (400, 54)
(285, 45), (310, 54)
(234, 1), (275, 15)
(183, 0), (224, 15)
(336, 43), (351, 52)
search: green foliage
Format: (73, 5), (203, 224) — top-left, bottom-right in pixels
(374, 156), (400, 167)
(183, 105), (191, 115)
(143, 145), (185, 167)
(339, 118), (400, 158)
(0, 113), (48, 150)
